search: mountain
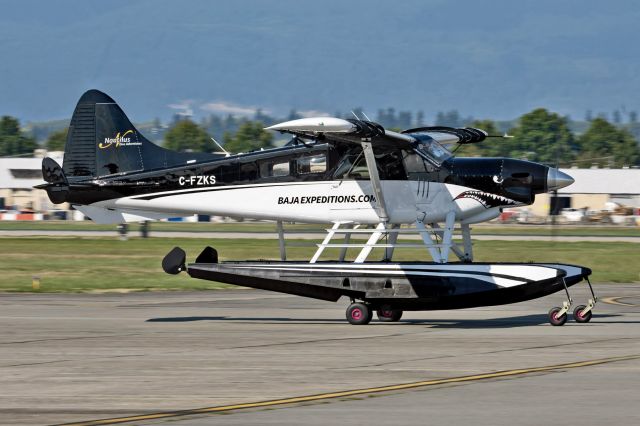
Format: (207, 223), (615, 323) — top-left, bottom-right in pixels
(1, 0), (639, 122)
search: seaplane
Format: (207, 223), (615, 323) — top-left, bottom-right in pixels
(38, 90), (597, 326)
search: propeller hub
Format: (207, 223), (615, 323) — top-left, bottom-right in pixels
(547, 168), (574, 191)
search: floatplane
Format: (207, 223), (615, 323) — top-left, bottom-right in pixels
(39, 90), (596, 325)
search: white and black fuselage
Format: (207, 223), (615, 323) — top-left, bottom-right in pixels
(41, 91), (557, 226)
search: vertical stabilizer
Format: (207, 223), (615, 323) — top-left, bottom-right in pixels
(62, 89), (215, 180)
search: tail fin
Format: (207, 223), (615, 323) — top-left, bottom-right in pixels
(62, 89), (213, 179)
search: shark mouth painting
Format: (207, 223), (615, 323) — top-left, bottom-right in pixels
(453, 190), (518, 209)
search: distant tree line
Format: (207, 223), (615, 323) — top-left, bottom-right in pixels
(2, 105), (639, 168)
(0, 116), (36, 156)
(155, 107), (640, 168)
(457, 109), (639, 168)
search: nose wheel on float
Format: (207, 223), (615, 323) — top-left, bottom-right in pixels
(548, 277), (597, 326)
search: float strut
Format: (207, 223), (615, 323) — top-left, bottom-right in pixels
(581, 276), (598, 316)
(556, 277), (573, 317)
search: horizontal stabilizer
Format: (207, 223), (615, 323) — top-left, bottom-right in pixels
(37, 158), (69, 204)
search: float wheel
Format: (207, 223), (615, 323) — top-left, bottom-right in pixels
(573, 304), (592, 323)
(346, 303), (372, 325)
(548, 307), (567, 326)
(376, 307), (403, 322)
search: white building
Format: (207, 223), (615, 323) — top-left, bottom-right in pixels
(0, 152), (64, 213)
(529, 168), (640, 216)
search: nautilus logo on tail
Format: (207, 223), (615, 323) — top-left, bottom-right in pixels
(98, 130), (142, 149)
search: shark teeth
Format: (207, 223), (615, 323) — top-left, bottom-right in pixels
(453, 190), (517, 209)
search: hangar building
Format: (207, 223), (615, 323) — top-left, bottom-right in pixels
(528, 168), (640, 217)
(0, 152), (65, 215)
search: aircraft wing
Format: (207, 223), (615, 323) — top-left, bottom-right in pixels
(266, 117), (417, 149)
(267, 117), (489, 148)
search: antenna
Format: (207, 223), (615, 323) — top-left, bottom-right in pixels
(361, 111), (372, 121)
(350, 110), (360, 120)
(486, 133), (514, 139)
(210, 137), (231, 157)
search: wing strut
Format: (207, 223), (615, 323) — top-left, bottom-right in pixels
(360, 141), (389, 223)
(277, 220), (286, 261)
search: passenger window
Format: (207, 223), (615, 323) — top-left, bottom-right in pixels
(238, 162), (258, 181)
(260, 160), (290, 177)
(208, 163), (237, 183)
(297, 154), (326, 175)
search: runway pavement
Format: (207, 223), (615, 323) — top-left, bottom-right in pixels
(0, 286), (638, 425)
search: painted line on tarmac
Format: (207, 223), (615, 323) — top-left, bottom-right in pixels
(601, 296), (639, 307)
(56, 354), (640, 426)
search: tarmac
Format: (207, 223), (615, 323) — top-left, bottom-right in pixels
(0, 285), (638, 426)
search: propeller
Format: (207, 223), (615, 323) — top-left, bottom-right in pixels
(551, 137), (561, 241)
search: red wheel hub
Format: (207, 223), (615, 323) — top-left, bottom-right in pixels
(351, 308), (362, 320)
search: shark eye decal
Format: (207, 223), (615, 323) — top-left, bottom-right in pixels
(453, 190), (517, 209)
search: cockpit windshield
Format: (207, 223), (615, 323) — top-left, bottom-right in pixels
(410, 132), (453, 166)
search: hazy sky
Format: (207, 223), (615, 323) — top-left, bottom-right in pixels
(1, 0), (639, 122)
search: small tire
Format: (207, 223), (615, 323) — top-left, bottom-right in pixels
(548, 307), (567, 326)
(376, 307), (403, 322)
(346, 303), (372, 325)
(573, 305), (592, 323)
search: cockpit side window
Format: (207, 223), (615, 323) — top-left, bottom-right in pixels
(333, 147), (407, 180)
(379, 149), (406, 180)
(332, 150), (362, 179)
(402, 152), (440, 181)
(348, 154), (370, 179)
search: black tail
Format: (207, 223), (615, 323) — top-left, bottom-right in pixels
(61, 89), (213, 179)
(39, 90), (221, 204)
